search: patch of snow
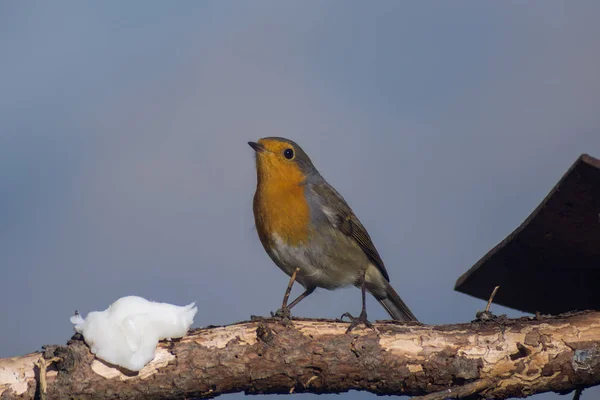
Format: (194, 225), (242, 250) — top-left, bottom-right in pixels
(70, 296), (197, 371)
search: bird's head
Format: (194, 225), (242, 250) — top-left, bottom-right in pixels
(248, 137), (317, 186)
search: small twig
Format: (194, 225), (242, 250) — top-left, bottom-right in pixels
(305, 375), (318, 388)
(573, 387), (583, 400)
(34, 356), (61, 400)
(290, 375), (319, 394)
(485, 286), (500, 313)
(281, 268), (300, 309)
(411, 379), (494, 400)
(475, 286), (502, 322)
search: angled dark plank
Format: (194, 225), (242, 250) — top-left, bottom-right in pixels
(455, 154), (600, 315)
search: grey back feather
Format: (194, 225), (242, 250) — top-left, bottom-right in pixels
(305, 178), (390, 282)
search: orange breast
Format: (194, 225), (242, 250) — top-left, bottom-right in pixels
(253, 180), (311, 247)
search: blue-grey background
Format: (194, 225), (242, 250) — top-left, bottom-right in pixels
(1, 2), (599, 399)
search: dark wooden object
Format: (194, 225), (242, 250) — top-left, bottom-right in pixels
(456, 154), (600, 314)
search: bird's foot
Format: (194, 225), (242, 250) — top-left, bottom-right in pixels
(271, 307), (292, 319)
(341, 310), (377, 334)
(250, 307), (292, 326)
(268, 307), (293, 326)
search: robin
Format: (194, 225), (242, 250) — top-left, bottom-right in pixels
(248, 137), (418, 331)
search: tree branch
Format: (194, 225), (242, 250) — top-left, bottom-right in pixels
(2, 312), (600, 399)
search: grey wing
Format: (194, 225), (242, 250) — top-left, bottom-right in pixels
(309, 182), (390, 282)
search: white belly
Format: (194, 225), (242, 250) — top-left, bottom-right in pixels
(269, 233), (365, 290)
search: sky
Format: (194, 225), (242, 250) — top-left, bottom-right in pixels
(1, 2), (600, 399)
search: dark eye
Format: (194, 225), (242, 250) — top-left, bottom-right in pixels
(283, 148), (294, 159)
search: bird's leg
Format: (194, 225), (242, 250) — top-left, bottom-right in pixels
(272, 268), (315, 319)
(281, 268), (300, 310)
(341, 270), (375, 333)
(287, 287), (315, 310)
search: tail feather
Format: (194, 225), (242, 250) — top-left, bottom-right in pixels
(377, 281), (418, 322)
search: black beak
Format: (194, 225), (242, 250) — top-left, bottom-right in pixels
(248, 141), (266, 153)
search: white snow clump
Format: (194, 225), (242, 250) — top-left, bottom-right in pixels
(70, 296), (197, 371)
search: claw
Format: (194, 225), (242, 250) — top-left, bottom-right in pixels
(269, 307), (292, 326)
(341, 310), (375, 333)
(271, 307), (292, 319)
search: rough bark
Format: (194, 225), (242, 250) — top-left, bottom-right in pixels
(1, 312), (600, 400)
